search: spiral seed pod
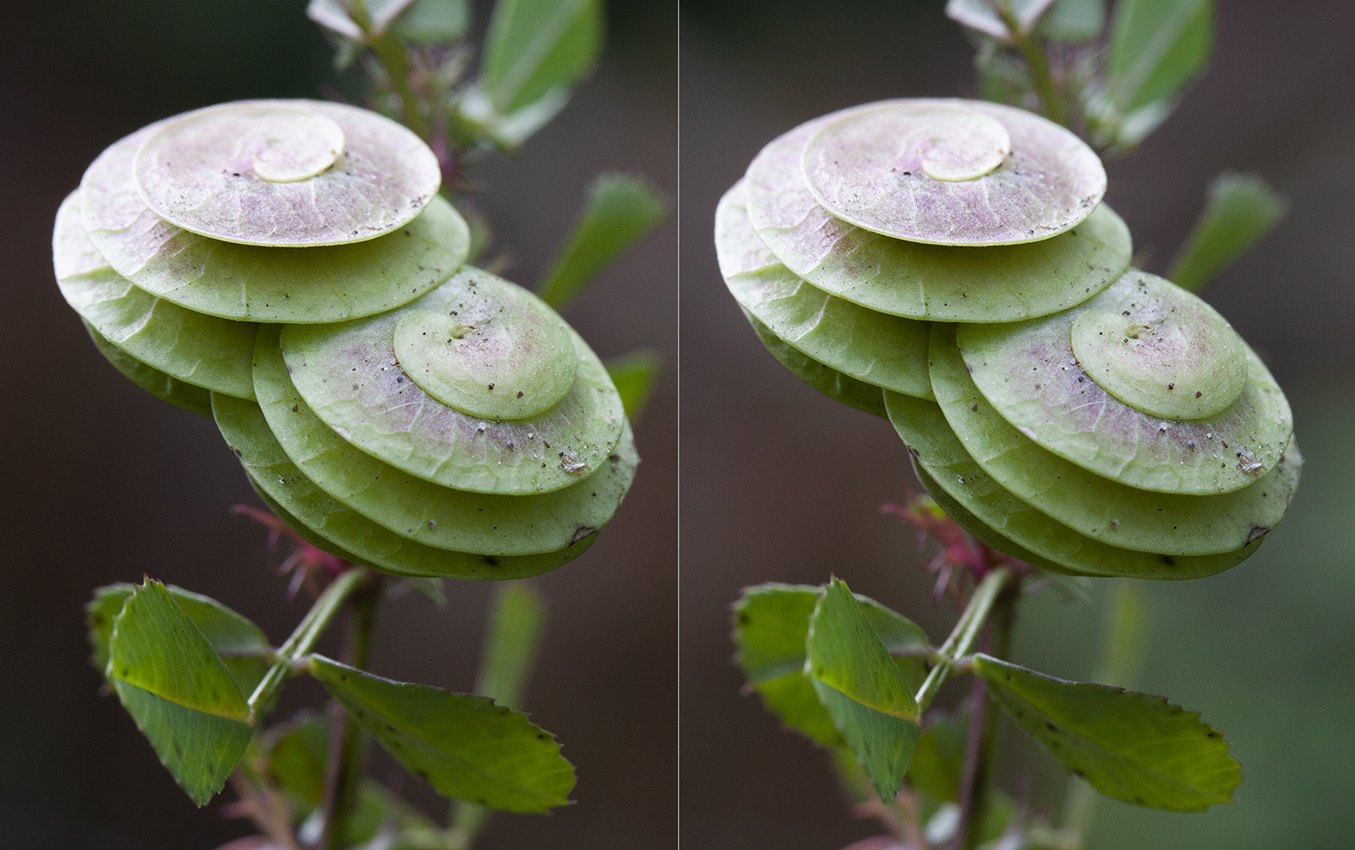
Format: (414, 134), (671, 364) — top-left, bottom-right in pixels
(55, 99), (636, 578)
(717, 98), (1298, 578)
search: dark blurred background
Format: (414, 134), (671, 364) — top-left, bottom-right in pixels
(681, 1), (1355, 849)
(1, 1), (675, 848)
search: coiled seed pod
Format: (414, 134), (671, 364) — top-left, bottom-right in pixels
(717, 98), (1298, 578)
(55, 99), (636, 578)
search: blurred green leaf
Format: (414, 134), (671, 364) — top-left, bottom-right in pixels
(538, 173), (667, 310)
(481, 0), (602, 114)
(266, 713), (330, 806)
(973, 653), (1240, 811)
(1168, 172), (1287, 293)
(390, 0), (470, 43)
(457, 83), (571, 150)
(735, 584), (840, 748)
(946, 0), (1057, 40)
(924, 793), (1016, 847)
(90, 583), (270, 696)
(308, 0), (366, 40)
(907, 712), (968, 802)
(1036, 0), (1105, 42)
(733, 583), (929, 749)
(263, 713), (433, 844)
(87, 585), (129, 676)
(974, 39), (1034, 107)
(1106, 0), (1213, 114)
(307, 0), (421, 40)
(308, 655), (574, 812)
(107, 580), (253, 806)
(828, 746), (876, 805)
(606, 350), (662, 421)
(806, 578), (921, 803)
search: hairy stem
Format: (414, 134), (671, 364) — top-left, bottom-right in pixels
(248, 566), (368, 721)
(914, 567), (1013, 713)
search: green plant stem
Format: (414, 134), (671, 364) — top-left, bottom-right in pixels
(319, 572), (384, 850)
(247, 566), (368, 721)
(341, 0), (433, 144)
(951, 581), (1017, 850)
(993, 4), (1069, 127)
(370, 34), (434, 143)
(914, 567), (1013, 713)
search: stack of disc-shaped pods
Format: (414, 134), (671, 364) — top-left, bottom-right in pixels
(716, 99), (1298, 578)
(55, 100), (636, 579)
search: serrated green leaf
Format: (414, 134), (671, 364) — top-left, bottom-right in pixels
(973, 653), (1241, 811)
(805, 579), (921, 802)
(1168, 172), (1287, 293)
(89, 583), (270, 696)
(1035, 0), (1104, 42)
(605, 350), (661, 421)
(390, 0), (470, 43)
(1106, 0), (1213, 114)
(107, 580), (252, 806)
(538, 173), (667, 310)
(733, 583), (929, 749)
(946, 0), (1057, 40)
(481, 0), (602, 115)
(308, 655), (573, 812)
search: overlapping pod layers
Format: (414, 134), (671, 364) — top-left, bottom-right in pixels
(55, 99), (636, 579)
(717, 98), (1299, 578)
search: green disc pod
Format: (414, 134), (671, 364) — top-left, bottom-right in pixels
(718, 97), (1299, 577)
(56, 99), (636, 579)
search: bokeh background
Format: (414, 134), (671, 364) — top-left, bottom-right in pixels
(681, 1), (1355, 849)
(1, 1), (675, 848)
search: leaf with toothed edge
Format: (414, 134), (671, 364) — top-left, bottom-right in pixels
(308, 655), (574, 812)
(105, 580), (253, 807)
(804, 579), (921, 802)
(734, 583), (929, 749)
(972, 653), (1241, 811)
(90, 583), (270, 697)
